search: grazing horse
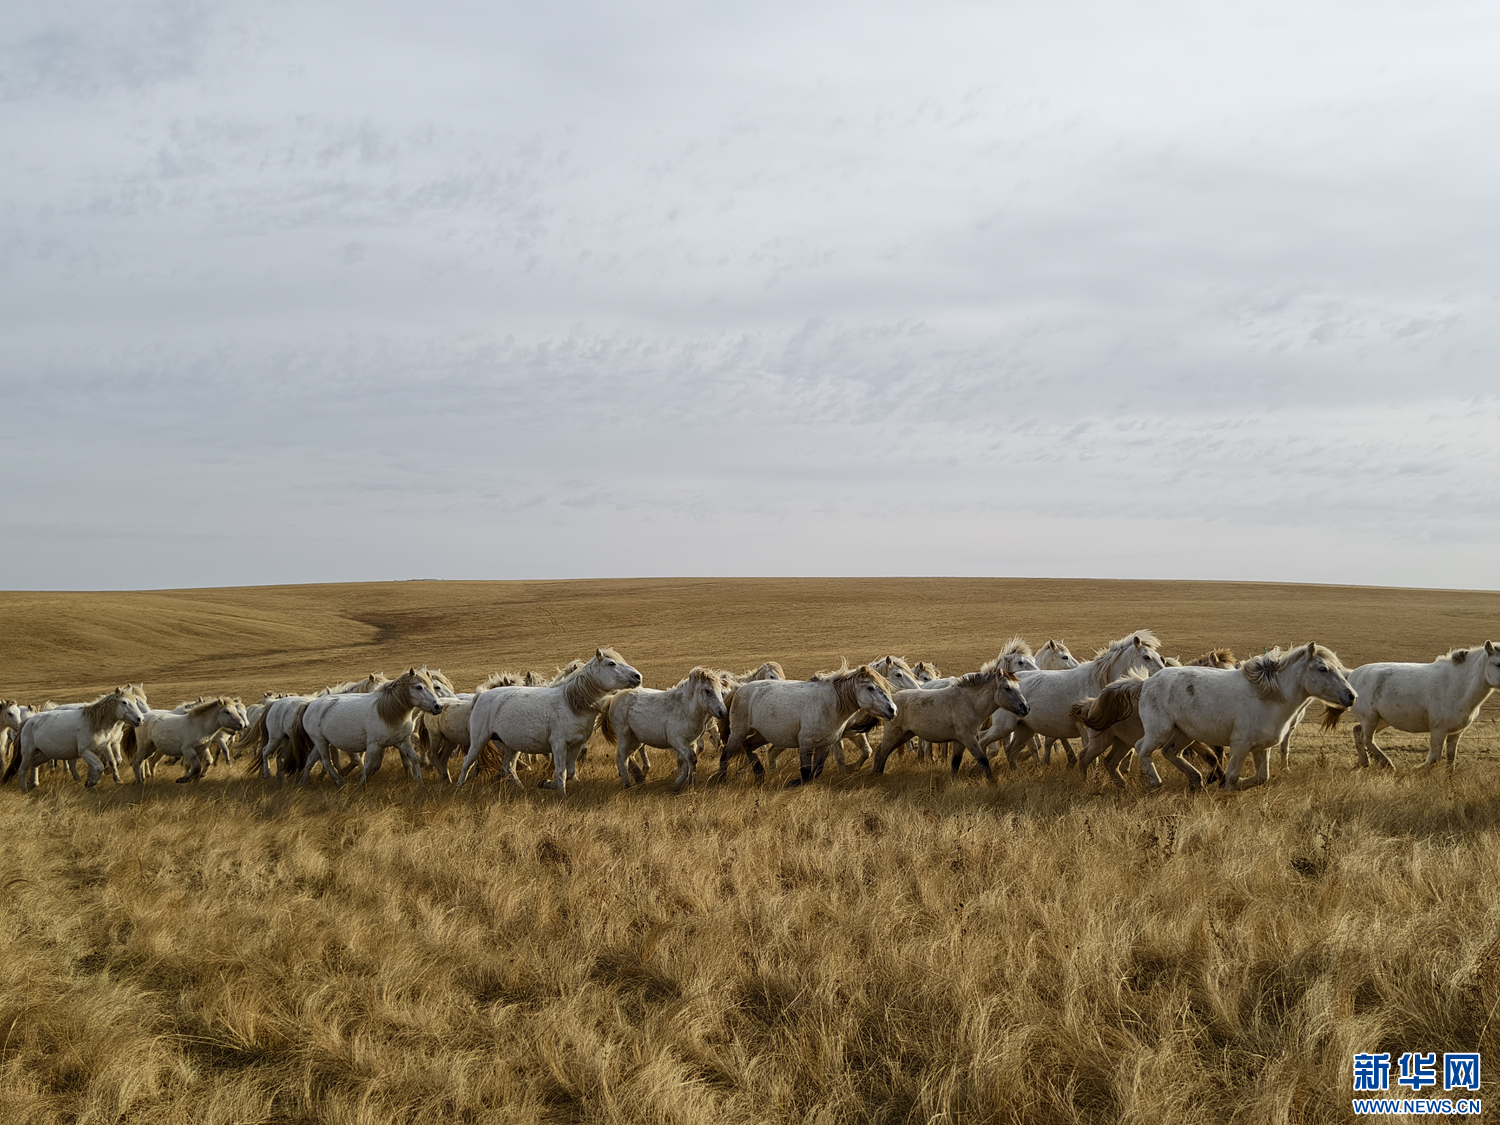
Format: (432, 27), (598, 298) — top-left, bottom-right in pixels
(458, 649), (643, 793)
(979, 632), (1168, 768)
(873, 663), (1030, 781)
(291, 668), (444, 786)
(4, 688), (148, 791)
(1088, 642), (1354, 790)
(601, 667), (729, 789)
(715, 664), (896, 787)
(128, 697), (249, 783)
(1322, 642), (1500, 774)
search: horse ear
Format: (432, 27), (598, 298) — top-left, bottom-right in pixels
(596, 648), (604, 658)
(1487, 640), (1496, 655)
(1132, 635), (1141, 648)
(1306, 641), (1317, 656)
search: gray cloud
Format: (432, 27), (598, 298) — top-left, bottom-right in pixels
(3, 0), (1498, 590)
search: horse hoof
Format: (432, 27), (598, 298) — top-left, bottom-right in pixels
(176, 776), (191, 785)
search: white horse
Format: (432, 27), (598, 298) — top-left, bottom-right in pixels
(242, 673), (389, 779)
(873, 664), (1030, 781)
(1017, 640), (1079, 763)
(1, 700), (34, 773)
(601, 667), (729, 789)
(715, 664), (896, 786)
(770, 655), (921, 772)
(979, 631), (1168, 768)
(1087, 642), (1355, 790)
(458, 648), (643, 793)
(291, 668), (444, 786)
(4, 688), (148, 791)
(415, 672), (532, 782)
(1323, 642), (1500, 774)
(1075, 647), (1238, 786)
(128, 697), (249, 783)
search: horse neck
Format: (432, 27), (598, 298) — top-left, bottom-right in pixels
(375, 678), (419, 724)
(562, 668), (609, 714)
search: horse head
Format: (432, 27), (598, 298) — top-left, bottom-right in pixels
(119, 691), (148, 727)
(1483, 641), (1500, 689)
(587, 648), (642, 692)
(693, 668), (729, 721)
(992, 670), (1029, 717)
(1297, 642), (1355, 708)
(854, 667), (896, 721)
(405, 668), (445, 716)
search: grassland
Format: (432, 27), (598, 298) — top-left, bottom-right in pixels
(2, 578), (1499, 1124)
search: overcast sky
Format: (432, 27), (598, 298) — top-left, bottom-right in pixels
(3, 0), (1497, 590)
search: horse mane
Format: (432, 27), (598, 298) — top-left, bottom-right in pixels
(1240, 649), (1289, 701)
(874, 655), (914, 676)
(1000, 636), (1033, 660)
(1189, 648), (1238, 669)
(1092, 630), (1162, 687)
(739, 661), (785, 682)
(421, 666), (456, 691)
(476, 671), (524, 692)
(560, 658), (612, 714)
(958, 666), (1018, 689)
(81, 689), (126, 731)
(1040, 639), (1071, 658)
(524, 671), (545, 686)
(674, 666), (719, 692)
(813, 664), (891, 714)
(375, 670), (431, 725)
(180, 696), (234, 717)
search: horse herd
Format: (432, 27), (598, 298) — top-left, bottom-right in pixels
(2, 633), (1498, 797)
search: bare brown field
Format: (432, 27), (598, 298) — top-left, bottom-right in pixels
(3, 578), (1500, 1124)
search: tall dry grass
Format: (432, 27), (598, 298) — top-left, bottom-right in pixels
(2, 723), (1498, 1124)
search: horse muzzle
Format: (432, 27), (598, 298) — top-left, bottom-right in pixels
(1338, 688), (1356, 708)
(1014, 701), (1030, 717)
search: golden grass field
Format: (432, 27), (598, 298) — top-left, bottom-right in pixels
(2, 578), (1500, 1124)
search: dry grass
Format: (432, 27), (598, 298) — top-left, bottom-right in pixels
(2, 579), (1499, 1122)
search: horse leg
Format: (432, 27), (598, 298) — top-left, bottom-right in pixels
(845, 732), (872, 771)
(177, 744), (201, 784)
(1132, 730), (1169, 791)
(669, 737), (695, 791)
(1444, 730), (1462, 772)
(80, 748), (106, 789)
(787, 738), (821, 788)
(1362, 719), (1396, 770)
(1278, 726), (1293, 769)
(396, 736), (423, 783)
(1220, 740), (1254, 791)
(1102, 738), (1133, 788)
(1417, 728), (1447, 773)
(872, 723), (911, 776)
(539, 736), (569, 792)
(1160, 735), (1205, 791)
(617, 728), (641, 787)
(18, 749), (37, 793)
(961, 734), (997, 784)
(104, 738), (122, 784)
(1058, 737), (1078, 767)
(361, 741), (387, 784)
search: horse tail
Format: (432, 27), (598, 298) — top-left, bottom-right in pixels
(1067, 699), (1094, 729)
(1320, 705), (1347, 731)
(1083, 677), (1143, 730)
(599, 699), (618, 746)
(284, 702), (315, 774)
(119, 724), (137, 764)
(1, 732), (21, 783)
(236, 708), (271, 774)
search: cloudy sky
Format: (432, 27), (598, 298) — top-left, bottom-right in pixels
(4, 0), (1497, 590)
